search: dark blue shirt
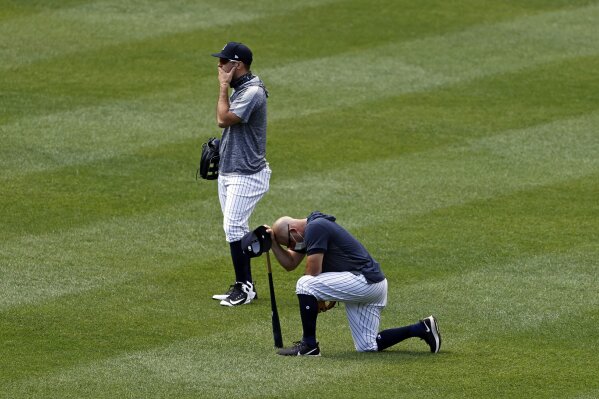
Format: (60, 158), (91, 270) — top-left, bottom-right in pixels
(304, 211), (385, 283)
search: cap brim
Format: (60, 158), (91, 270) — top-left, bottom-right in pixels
(211, 52), (225, 58)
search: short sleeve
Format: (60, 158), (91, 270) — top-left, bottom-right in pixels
(229, 86), (261, 123)
(305, 220), (330, 255)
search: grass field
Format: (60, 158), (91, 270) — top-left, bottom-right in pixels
(1, 0), (598, 397)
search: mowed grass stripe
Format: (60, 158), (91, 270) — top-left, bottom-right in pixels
(1, 324), (396, 397)
(0, 95), (205, 176)
(3, 248), (596, 398)
(0, 0), (513, 126)
(2, 2), (597, 398)
(2, 111), (597, 309)
(399, 250), (599, 338)
(0, 0), (341, 69)
(2, 173), (596, 394)
(2, 3), (598, 177)
(4, 51), (597, 243)
(0, 0), (563, 74)
(269, 53), (599, 172)
(373, 172), (599, 281)
(2, 166), (596, 393)
(273, 111), (599, 227)
(267, 2), (599, 119)
(0, 198), (223, 310)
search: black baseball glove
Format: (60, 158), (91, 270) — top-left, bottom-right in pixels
(197, 137), (220, 180)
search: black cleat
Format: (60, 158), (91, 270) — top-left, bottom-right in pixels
(420, 315), (442, 353)
(277, 340), (321, 357)
(212, 284), (235, 301)
(213, 281), (257, 302)
(220, 281), (256, 307)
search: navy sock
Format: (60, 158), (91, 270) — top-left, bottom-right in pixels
(229, 240), (252, 283)
(297, 294), (318, 346)
(376, 322), (426, 351)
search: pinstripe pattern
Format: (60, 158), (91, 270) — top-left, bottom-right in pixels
(218, 165), (271, 242)
(296, 273), (388, 351)
(345, 302), (383, 352)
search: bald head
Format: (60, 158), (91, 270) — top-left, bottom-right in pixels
(272, 216), (307, 247)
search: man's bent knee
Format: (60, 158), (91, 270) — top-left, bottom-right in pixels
(295, 275), (317, 296)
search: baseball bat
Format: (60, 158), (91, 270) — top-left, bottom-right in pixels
(266, 251), (283, 348)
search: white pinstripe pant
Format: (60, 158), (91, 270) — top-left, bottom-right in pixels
(296, 272), (388, 352)
(218, 165), (271, 243)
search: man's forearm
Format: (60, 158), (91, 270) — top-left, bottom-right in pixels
(216, 84), (230, 127)
(271, 242), (300, 271)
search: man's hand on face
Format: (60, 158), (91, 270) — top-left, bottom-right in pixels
(218, 61), (238, 87)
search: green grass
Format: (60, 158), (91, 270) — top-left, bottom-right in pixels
(1, 0), (598, 398)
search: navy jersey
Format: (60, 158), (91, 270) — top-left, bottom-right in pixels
(304, 212), (385, 283)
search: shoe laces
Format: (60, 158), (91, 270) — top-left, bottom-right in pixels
(224, 284), (235, 295)
(228, 283), (245, 300)
(291, 341), (305, 350)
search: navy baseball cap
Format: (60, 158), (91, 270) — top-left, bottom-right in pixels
(241, 226), (272, 258)
(212, 42), (253, 65)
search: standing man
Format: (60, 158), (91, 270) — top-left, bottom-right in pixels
(267, 211), (441, 356)
(210, 42), (271, 307)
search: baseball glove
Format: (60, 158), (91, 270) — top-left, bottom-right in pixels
(318, 300), (337, 313)
(197, 137), (220, 180)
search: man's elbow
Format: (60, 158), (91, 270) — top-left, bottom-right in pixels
(305, 268), (321, 276)
(218, 119), (239, 128)
(217, 112), (240, 128)
(282, 262), (298, 272)
(281, 258), (301, 272)
(217, 116), (231, 128)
